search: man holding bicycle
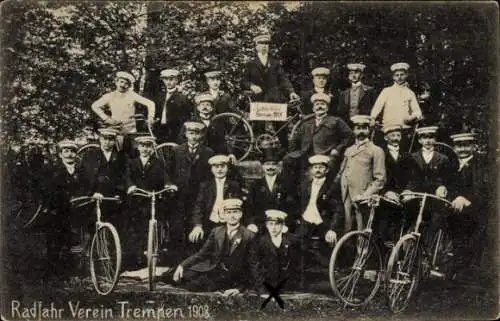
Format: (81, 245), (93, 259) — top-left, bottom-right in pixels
(91, 71), (156, 156)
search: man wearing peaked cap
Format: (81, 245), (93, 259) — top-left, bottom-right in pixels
(171, 195), (255, 294)
(301, 67), (334, 116)
(447, 132), (488, 282)
(202, 70), (235, 114)
(249, 208), (301, 293)
(91, 71), (155, 158)
(194, 93), (215, 105)
(337, 115), (386, 232)
(337, 62), (376, 124)
(371, 62), (422, 151)
(246, 148), (293, 233)
(311, 92), (331, 105)
(153, 68), (194, 143)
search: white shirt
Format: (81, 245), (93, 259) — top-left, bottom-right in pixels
(140, 156), (150, 167)
(265, 174), (277, 191)
(313, 87), (325, 94)
(387, 144), (399, 160)
(64, 162), (75, 175)
(188, 143), (199, 154)
(303, 177), (326, 225)
(227, 224), (240, 239)
(459, 155), (474, 171)
(351, 81), (362, 88)
(315, 115), (326, 127)
(209, 89), (220, 99)
(161, 88), (178, 124)
(201, 119), (211, 127)
(370, 83), (422, 129)
(421, 148), (434, 164)
(101, 149), (112, 162)
(210, 177), (226, 223)
(271, 234), (283, 248)
(257, 53), (268, 67)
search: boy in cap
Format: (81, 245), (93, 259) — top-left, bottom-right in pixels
(189, 155), (242, 245)
(337, 63), (377, 123)
(242, 34), (299, 103)
(246, 148), (293, 233)
(250, 209), (300, 293)
(165, 120), (215, 263)
(172, 198), (255, 295)
(447, 133), (488, 282)
(295, 155), (343, 266)
(338, 115), (386, 232)
(123, 136), (177, 268)
(370, 62), (423, 150)
(202, 70), (235, 114)
(300, 67), (334, 115)
(91, 71), (156, 154)
(153, 69), (194, 143)
(286, 92), (353, 183)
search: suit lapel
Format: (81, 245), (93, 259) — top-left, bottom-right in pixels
(348, 141), (369, 157)
(264, 233), (278, 256)
(216, 226), (226, 255)
(358, 84), (366, 103)
(229, 226), (243, 255)
(414, 151), (425, 169)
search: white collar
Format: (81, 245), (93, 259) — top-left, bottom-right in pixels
(209, 88), (220, 96)
(314, 87), (325, 93)
(140, 156), (150, 164)
(216, 177), (226, 183)
(459, 155), (474, 166)
(392, 82), (407, 89)
(188, 143), (199, 149)
(270, 233), (283, 247)
(227, 224), (240, 236)
(351, 81), (362, 88)
(312, 176), (326, 184)
(356, 138), (369, 147)
(166, 87), (177, 94)
(387, 144), (399, 152)
(422, 147), (434, 153)
(315, 114), (327, 122)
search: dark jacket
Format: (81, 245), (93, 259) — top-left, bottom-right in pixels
(449, 155), (487, 209)
(241, 56), (295, 103)
(405, 150), (451, 193)
(382, 149), (412, 193)
(200, 90), (235, 114)
(336, 84), (377, 123)
(177, 114), (229, 154)
(125, 156), (171, 192)
(153, 88), (194, 142)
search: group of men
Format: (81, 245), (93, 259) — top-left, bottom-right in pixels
(39, 33), (487, 293)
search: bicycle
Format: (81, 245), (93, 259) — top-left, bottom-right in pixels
(329, 195), (402, 307)
(385, 191), (453, 313)
(209, 91), (305, 161)
(70, 195), (122, 295)
(130, 186), (176, 291)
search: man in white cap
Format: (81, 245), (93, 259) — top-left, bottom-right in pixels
(300, 67), (334, 115)
(250, 209), (300, 293)
(165, 120), (215, 263)
(189, 155), (242, 245)
(201, 70), (235, 114)
(123, 136), (177, 268)
(286, 92), (353, 184)
(337, 63), (377, 123)
(447, 133), (488, 282)
(91, 71), (156, 153)
(241, 33), (300, 103)
(172, 198), (255, 295)
(295, 155), (343, 267)
(337, 115), (386, 232)
(153, 68), (194, 143)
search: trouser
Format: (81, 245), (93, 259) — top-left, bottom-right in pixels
(164, 267), (242, 292)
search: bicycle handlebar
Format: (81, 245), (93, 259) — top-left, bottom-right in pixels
(400, 191), (452, 206)
(70, 195), (121, 208)
(131, 187), (175, 198)
(354, 194), (402, 207)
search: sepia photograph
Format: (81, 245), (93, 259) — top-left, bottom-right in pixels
(1, 1), (498, 320)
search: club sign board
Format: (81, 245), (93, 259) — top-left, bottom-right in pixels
(249, 102), (288, 121)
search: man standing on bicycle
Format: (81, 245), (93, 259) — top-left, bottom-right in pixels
(370, 62), (423, 150)
(338, 115), (386, 233)
(154, 69), (194, 143)
(300, 67), (334, 116)
(202, 70), (235, 114)
(448, 133), (488, 283)
(337, 63), (377, 124)
(91, 71), (156, 156)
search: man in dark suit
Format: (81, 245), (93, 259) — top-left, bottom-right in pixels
(300, 67), (335, 116)
(241, 34), (299, 103)
(79, 127), (125, 224)
(448, 133), (488, 282)
(189, 155), (242, 245)
(165, 121), (214, 263)
(336, 63), (377, 123)
(285, 92), (353, 185)
(246, 148), (293, 233)
(153, 69), (194, 143)
(295, 155), (343, 267)
(250, 210), (300, 293)
(172, 198), (255, 294)
(124, 136), (177, 268)
(202, 70), (234, 114)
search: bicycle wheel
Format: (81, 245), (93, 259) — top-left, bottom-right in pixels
(329, 231), (383, 307)
(386, 234), (422, 313)
(425, 229), (454, 279)
(210, 112), (254, 161)
(77, 144), (100, 162)
(89, 223), (122, 295)
(147, 219), (158, 291)
(155, 142), (178, 164)
(289, 114), (314, 142)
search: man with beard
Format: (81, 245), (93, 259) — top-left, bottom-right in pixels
(189, 155), (242, 246)
(246, 148), (293, 233)
(154, 69), (194, 143)
(338, 115), (386, 233)
(370, 63), (423, 150)
(172, 198), (255, 295)
(285, 92), (353, 185)
(337, 63), (377, 123)
(91, 71), (156, 156)
(447, 133), (488, 282)
(300, 67), (334, 116)
(201, 70), (235, 114)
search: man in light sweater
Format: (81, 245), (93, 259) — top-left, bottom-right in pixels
(370, 62), (423, 151)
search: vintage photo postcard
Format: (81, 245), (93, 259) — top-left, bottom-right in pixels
(1, 1), (498, 320)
